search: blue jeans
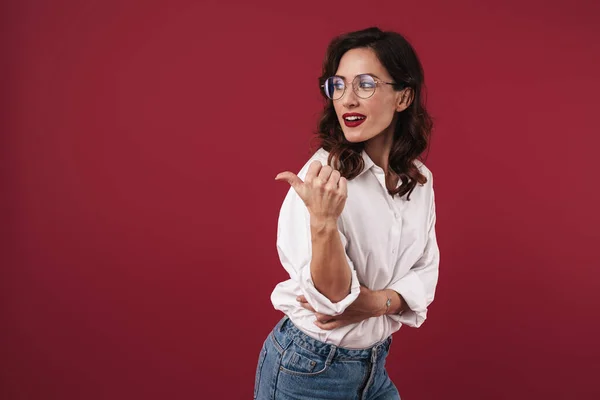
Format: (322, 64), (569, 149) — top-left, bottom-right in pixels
(254, 316), (400, 400)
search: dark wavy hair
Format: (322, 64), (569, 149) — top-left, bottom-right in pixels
(315, 27), (433, 200)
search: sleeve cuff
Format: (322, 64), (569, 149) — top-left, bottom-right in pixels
(299, 263), (360, 316)
(387, 271), (428, 328)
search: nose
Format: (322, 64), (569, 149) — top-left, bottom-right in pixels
(341, 87), (359, 108)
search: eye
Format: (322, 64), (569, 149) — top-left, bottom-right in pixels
(358, 79), (375, 89)
(332, 78), (345, 90)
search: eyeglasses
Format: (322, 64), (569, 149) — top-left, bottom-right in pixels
(321, 74), (398, 100)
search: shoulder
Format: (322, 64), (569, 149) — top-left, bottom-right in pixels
(414, 158), (434, 185)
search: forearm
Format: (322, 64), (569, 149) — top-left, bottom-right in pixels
(310, 216), (352, 303)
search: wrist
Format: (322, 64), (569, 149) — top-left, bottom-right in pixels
(372, 290), (389, 317)
(309, 216), (338, 234)
(382, 289), (404, 315)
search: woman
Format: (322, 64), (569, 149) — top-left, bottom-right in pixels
(254, 26), (440, 400)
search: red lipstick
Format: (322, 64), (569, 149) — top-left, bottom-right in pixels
(342, 113), (366, 127)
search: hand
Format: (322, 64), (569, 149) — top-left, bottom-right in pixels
(275, 161), (347, 222)
(297, 286), (388, 330)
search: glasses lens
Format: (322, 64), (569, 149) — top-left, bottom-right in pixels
(324, 76), (345, 100)
(354, 74), (376, 99)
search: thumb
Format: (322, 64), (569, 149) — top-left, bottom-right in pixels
(275, 171), (303, 191)
(296, 295), (308, 303)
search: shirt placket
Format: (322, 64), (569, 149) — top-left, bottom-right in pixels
(371, 169), (403, 268)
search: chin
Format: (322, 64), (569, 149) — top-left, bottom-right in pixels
(342, 129), (370, 143)
(344, 136), (364, 143)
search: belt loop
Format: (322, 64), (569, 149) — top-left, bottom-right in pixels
(371, 345), (378, 363)
(277, 315), (288, 332)
(325, 345), (337, 366)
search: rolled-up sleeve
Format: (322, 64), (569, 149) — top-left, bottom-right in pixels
(275, 166), (360, 316)
(387, 175), (440, 328)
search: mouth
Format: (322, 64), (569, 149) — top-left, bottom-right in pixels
(342, 113), (366, 128)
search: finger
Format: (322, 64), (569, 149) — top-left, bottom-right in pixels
(315, 313), (333, 324)
(326, 170), (341, 189)
(317, 165), (333, 184)
(304, 161), (323, 183)
(296, 295), (308, 303)
(299, 302), (316, 312)
(338, 176), (348, 195)
(275, 171), (304, 191)
(314, 319), (342, 330)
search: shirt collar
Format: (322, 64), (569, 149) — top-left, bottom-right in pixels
(356, 150), (376, 178)
(356, 150), (400, 192)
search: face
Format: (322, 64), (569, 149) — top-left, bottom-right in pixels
(331, 47), (409, 144)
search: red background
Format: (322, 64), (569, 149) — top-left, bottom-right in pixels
(2, 0), (599, 399)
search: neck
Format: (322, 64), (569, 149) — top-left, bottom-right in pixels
(364, 126), (394, 173)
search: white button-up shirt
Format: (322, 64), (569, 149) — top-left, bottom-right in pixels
(271, 148), (440, 349)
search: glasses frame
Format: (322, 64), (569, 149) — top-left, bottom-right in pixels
(321, 73), (399, 100)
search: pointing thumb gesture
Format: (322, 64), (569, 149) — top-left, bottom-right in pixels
(274, 171), (304, 193)
(275, 160), (347, 221)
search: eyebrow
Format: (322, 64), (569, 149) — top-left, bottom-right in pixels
(336, 73), (382, 80)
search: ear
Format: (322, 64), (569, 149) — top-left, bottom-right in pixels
(395, 88), (414, 112)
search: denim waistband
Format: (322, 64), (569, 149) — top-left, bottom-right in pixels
(272, 316), (392, 361)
